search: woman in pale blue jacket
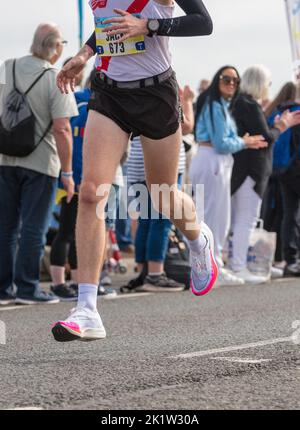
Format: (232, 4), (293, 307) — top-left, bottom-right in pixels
(190, 65), (266, 285)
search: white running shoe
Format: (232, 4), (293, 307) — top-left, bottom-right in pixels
(216, 268), (245, 287)
(271, 266), (283, 279)
(52, 307), (106, 342)
(233, 268), (269, 285)
(190, 222), (219, 296)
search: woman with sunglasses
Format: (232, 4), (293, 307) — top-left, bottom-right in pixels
(230, 65), (300, 284)
(190, 66), (267, 287)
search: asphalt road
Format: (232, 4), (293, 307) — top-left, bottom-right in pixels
(0, 277), (300, 410)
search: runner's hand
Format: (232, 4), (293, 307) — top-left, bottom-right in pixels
(243, 133), (268, 149)
(57, 54), (88, 94)
(179, 86), (195, 103)
(182, 85), (195, 102)
(102, 9), (148, 43)
(61, 176), (75, 203)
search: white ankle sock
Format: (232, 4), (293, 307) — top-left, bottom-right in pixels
(78, 284), (98, 311)
(188, 233), (207, 254)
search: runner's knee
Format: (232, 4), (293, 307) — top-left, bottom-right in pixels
(80, 182), (102, 205)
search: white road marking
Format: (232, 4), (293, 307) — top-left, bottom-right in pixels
(0, 306), (33, 312)
(7, 407), (43, 410)
(211, 357), (272, 364)
(273, 278), (296, 284)
(173, 336), (294, 359)
(110, 293), (151, 300)
(0, 293), (151, 312)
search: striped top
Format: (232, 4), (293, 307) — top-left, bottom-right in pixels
(127, 136), (186, 184)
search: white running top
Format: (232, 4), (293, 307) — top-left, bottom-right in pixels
(89, 0), (174, 81)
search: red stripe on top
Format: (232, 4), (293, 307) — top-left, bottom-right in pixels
(127, 0), (150, 14)
(92, 0), (108, 11)
(99, 0), (151, 72)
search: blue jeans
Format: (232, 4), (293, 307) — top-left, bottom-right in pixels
(135, 175), (183, 263)
(0, 167), (57, 297)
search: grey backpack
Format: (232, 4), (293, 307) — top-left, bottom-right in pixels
(0, 60), (52, 157)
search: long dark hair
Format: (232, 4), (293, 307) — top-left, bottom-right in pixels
(195, 65), (240, 132)
(265, 82), (297, 117)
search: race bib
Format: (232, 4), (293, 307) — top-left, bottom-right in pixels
(95, 15), (146, 57)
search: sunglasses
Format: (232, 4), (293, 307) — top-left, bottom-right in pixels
(220, 75), (240, 86)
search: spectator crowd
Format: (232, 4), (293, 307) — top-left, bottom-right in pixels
(0, 23), (300, 305)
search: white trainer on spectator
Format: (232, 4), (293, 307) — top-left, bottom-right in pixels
(217, 268), (245, 286)
(233, 268), (269, 285)
(271, 266), (284, 279)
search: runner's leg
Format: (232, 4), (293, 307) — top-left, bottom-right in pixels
(141, 128), (218, 296)
(141, 129), (200, 241)
(52, 111), (129, 342)
(77, 111), (129, 286)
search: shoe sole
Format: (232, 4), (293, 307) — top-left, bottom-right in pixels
(55, 297), (78, 302)
(0, 300), (15, 306)
(190, 223), (219, 297)
(52, 324), (81, 342)
(15, 298), (60, 305)
(243, 279), (270, 285)
(99, 294), (118, 299)
(136, 284), (185, 293)
(52, 323), (106, 343)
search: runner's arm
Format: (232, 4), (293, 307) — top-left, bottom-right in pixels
(85, 0), (212, 53)
(86, 33), (97, 54)
(157, 0), (213, 37)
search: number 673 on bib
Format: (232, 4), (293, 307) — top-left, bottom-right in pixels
(95, 15), (146, 57)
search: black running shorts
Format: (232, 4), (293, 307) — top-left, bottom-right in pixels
(88, 71), (181, 140)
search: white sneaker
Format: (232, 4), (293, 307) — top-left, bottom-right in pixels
(52, 307), (107, 342)
(233, 268), (269, 285)
(216, 268), (245, 287)
(190, 222), (219, 296)
(271, 266), (283, 279)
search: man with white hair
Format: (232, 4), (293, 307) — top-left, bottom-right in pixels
(0, 23), (78, 305)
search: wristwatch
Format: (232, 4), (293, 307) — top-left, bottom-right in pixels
(147, 19), (160, 37)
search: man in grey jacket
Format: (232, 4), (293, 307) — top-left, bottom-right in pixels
(0, 23), (78, 305)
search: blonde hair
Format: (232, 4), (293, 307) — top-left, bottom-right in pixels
(240, 65), (272, 101)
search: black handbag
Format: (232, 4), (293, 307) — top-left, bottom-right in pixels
(0, 60), (52, 157)
(165, 228), (191, 290)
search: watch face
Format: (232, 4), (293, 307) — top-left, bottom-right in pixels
(149, 19), (159, 32)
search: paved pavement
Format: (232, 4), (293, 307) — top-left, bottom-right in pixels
(0, 275), (300, 410)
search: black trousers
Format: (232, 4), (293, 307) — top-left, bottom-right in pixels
(261, 176), (284, 262)
(280, 170), (300, 265)
(50, 195), (78, 270)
